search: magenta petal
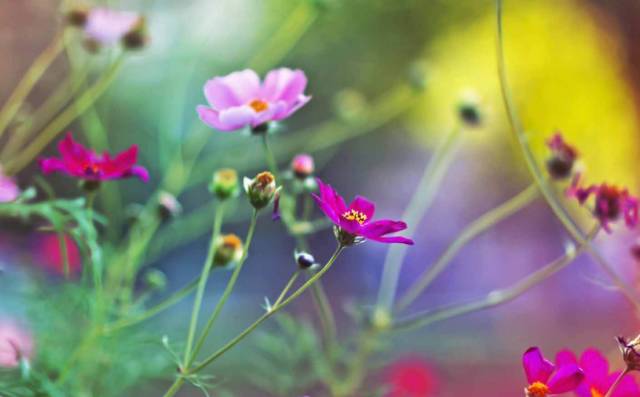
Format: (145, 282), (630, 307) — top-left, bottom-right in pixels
(39, 158), (67, 175)
(349, 195), (375, 219)
(366, 235), (414, 245)
(606, 372), (640, 397)
(523, 347), (555, 384)
(114, 145), (138, 169)
(555, 350), (578, 367)
(312, 193), (341, 225)
(129, 165), (149, 182)
(547, 364), (584, 394)
(361, 220), (408, 237)
(580, 348), (609, 387)
(261, 68), (308, 104)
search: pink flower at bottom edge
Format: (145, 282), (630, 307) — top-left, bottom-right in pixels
(384, 357), (437, 397)
(36, 233), (82, 276)
(0, 320), (33, 368)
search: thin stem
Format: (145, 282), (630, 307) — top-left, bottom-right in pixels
(262, 133), (280, 179)
(495, 0), (640, 311)
(376, 125), (462, 312)
(0, 31), (65, 138)
(190, 245), (344, 374)
(181, 202), (226, 367)
(162, 378), (185, 397)
(393, 227), (598, 332)
(273, 271), (300, 308)
(188, 209), (259, 366)
(5, 53), (126, 175)
(604, 369), (629, 397)
(310, 279), (337, 347)
(396, 183), (539, 311)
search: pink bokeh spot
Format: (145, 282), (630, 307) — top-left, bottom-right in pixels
(0, 320), (33, 368)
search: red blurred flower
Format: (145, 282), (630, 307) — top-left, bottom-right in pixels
(385, 357), (437, 397)
(36, 233), (82, 276)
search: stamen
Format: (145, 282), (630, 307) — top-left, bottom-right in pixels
(527, 382), (549, 397)
(342, 209), (368, 225)
(249, 99), (269, 113)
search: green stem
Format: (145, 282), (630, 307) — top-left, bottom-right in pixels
(0, 31), (65, 138)
(273, 271), (300, 308)
(190, 245), (344, 374)
(262, 133), (280, 179)
(5, 53), (126, 175)
(376, 125), (461, 313)
(396, 183), (539, 311)
(187, 209), (259, 366)
(310, 279), (337, 347)
(57, 232), (71, 280)
(181, 202), (226, 367)
(495, 0), (640, 311)
(393, 227), (598, 331)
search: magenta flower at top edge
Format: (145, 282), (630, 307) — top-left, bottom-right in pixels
(522, 347), (584, 397)
(0, 320), (33, 368)
(197, 68), (311, 132)
(556, 348), (640, 397)
(312, 178), (414, 246)
(0, 167), (19, 203)
(39, 133), (149, 182)
(567, 174), (638, 233)
(84, 7), (142, 45)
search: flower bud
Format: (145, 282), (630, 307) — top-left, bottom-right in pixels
(370, 307), (392, 331)
(545, 133), (577, 180)
(291, 154), (314, 179)
(457, 91), (482, 127)
(122, 18), (148, 50)
(65, 8), (88, 27)
(617, 335), (640, 371)
(243, 171), (279, 210)
(294, 250), (318, 270)
(213, 234), (244, 267)
(210, 168), (239, 200)
(143, 269), (167, 291)
(157, 191), (182, 220)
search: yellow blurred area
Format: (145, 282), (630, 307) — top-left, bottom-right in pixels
(412, 0), (639, 189)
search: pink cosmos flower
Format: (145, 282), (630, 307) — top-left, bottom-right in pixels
(39, 133), (149, 182)
(0, 167), (19, 202)
(36, 233), (82, 276)
(556, 348), (640, 397)
(0, 320), (33, 368)
(84, 8), (142, 45)
(384, 357), (437, 397)
(567, 174), (638, 233)
(312, 178), (414, 245)
(523, 347), (584, 397)
(197, 68), (311, 132)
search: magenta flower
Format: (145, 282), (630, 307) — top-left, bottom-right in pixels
(312, 178), (413, 246)
(0, 167), (19, 203)
(39, 133), (149, 182)
(197, 68), (311, 132)
(523, 347), (584, 397)
(556, 348), (640, 397)
(384, 357), (437, 397)
(0, 320), (33, 368)
(84, 7), (142, 45)
(546, 132), (578, 179)
(567, 174), (638, 233)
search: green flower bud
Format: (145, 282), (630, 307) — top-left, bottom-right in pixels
(144, 269), (167, 291)
(243, 171), (279, 210)
(210, 168), (239, 200)
(213, 234), (243, 267)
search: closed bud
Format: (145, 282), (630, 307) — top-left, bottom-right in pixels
(294, 250), (318, 270)
(213, 234), (244, 267)
(210, 168), (239, 200)
(122, 18), (148, 50)
(144, 269), (167, 291)
(66, 8), (88, 27)
(157, 191), (182, 220)
(243, 171), (279, 210)
(457, 90), (483, 127)
(291, 154), (315, 179)
(617, 335), (640, 371)
(545, 132), (578, 180)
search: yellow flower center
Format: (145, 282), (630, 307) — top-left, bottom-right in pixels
(249, 99), (269, 113)
(527, 382), (550, 397)
(590, 388), (603, 397)
(342, 209), (368, 225)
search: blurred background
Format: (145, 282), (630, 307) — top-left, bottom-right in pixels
(2, 0), (640, 395)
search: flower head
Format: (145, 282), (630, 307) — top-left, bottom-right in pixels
(312, 178), (413, 246)
(384, 357), (437, 397)
(0, 167), (19, 203)
(210, 168), (239, 200)
(213, 234), (244, 267)
(294, 250), (318, 270)
(567, 175), (638, 233)
(556, 348), (640, 397)
(546, 132), (578, 180)
(617, 336), (640, 372)
(291, 154), (315, 179)
(39, 133), (149, 183)
(157, 191), (182, 220)
(197, 68), (311, 132)
(83, 7), (143, 46)
(0, 320), (33, 368)
(243, 171), (280, 210)
(522, 347), (584, 397)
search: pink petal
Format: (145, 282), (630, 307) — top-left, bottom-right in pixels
(84, 8), (140, 44)
(39, 158), (67, 175)
(272, 94), (311, 121)
(128, 165), (149, 182)
(261, 68), (308, 104)
(607, 372), (640, 397)
(366, 235), (414, 245)
(547, 364), (584, 394)
(311, 193), (340, 225)
(555, 350), (578, 367)
(349, 195), (375, 219)
(361, 220), (408, 237)
(523, 347), (555, 384)
(209, 69), (260, 105)
(218, 106), (256, 130)
(579, 348), (609, 387)
(197, 105), (238, 132)
(204, 77), (245, 110)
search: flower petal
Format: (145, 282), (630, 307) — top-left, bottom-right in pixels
(272, 94), (311, 121)
(523, 347), (555, 384)
(366, 235), (414, 245)
(361, 220), (408, 237)
(39, 158), (67, 175)
(261, 68), (308, 105)
(555, 350), (578, 367)
(128, 165), (149, 182)
(579, 348), (609, 388)
(312, 192), (340, 225)
(349, 195), (375, 220)
(606, 372), (640, 397)
(206, 69), (260, 107)
(547, 364), (584, 394)
(218, 106), (257, 130)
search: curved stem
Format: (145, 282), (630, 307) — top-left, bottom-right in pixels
(396, 183), (539, 311)
(495, 0), (640, 311)
(0, 31), (65, 138)
(181, 202), (226, 366)
(604, 369), (629, 397)
(393, 226), (599, 332)
(376, 126), (461, 312)
(5, 53), (125, 175)
(273, 271), (300, 308)
(188, 209), (259, 366)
